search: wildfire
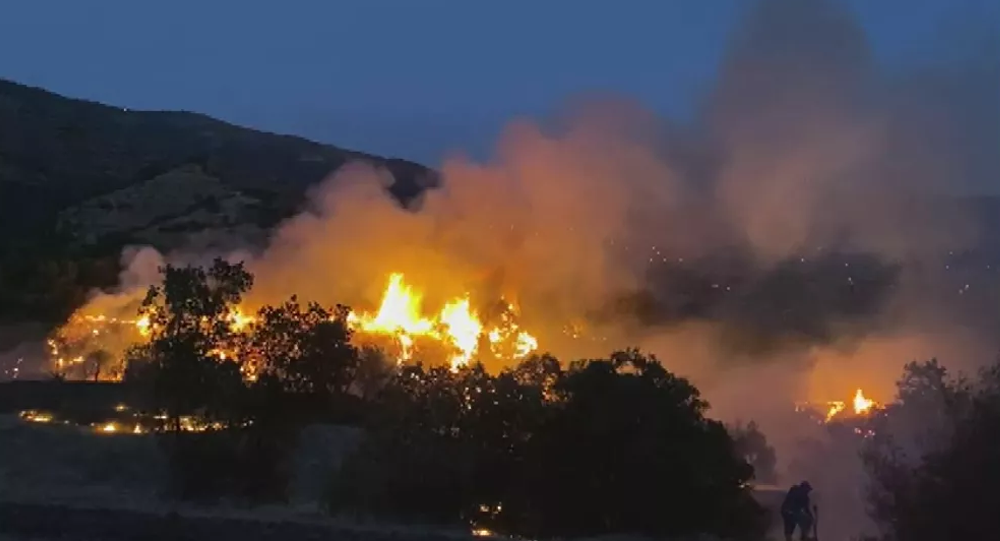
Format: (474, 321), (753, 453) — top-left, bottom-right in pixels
(46, 313), (152, 380)
(853, 388), (875, 415)
(347, 273), (539, 370)
(798, 388), (880, 423)
(225, 308), (256, 333)
(824, 401), (846, 422)
(48, 272), (540, 378)
(136, 315), (151, 336)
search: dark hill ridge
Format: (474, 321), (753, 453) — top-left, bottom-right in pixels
(0, 78), (435, 324)
(0, 78), (437, 239)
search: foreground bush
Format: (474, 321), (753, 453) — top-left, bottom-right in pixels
(123, 260), (362, 503)
(330, 350), (767, 540)
(116, 259), (766, 537)
(864, 359), (1000, 541)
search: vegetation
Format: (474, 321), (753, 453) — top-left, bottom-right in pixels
(863, 359), (1000, 541)
(731, 420), (778, 485)
(118, 258), (1000, 539)
(15, 259), (1000, 540)
(7, 77), (1000, 540)
(112, 259), (768, 538)
(0, 223), (122, 325)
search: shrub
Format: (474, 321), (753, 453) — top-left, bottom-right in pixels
(329, 351), (767, 540)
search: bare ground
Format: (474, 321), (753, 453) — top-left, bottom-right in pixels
(0, 416), (756, 540)
(0, 501), (485, 541)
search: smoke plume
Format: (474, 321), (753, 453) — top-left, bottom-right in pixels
(53, 1), (998, 534)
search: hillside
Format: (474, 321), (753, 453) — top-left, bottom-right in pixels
(0, 78), (436, 325)
(0, 78), (437, 246)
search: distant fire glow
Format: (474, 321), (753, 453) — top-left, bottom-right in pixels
(797, 388), (880, 424)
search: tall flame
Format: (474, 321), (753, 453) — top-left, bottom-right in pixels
(439, 297), (484, 369)
(49, 272), (540, 379)
(853, 388), (875, 415)
(346, 273), (539, 370)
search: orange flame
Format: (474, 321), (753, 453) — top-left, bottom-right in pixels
(50, 272), (539, 379)
(347, 273), (539, 370)
(853, 388), (875, 415)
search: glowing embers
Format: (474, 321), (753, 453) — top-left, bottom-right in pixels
(19, 410), (55, 423)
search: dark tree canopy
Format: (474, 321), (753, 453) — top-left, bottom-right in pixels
(111, 261), (766, 538)
(123, 259), (253, 430)
(249, 297), (358, 397)
(332, 349), (766, 540)
(731, 420), (778, 484)
(864, 359), (1000, 541)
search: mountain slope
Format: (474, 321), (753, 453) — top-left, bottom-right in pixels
(0, 78), (436, 245)
(0, 78), (436, 325)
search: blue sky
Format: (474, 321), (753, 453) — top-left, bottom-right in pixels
(0, 0), (996, 165)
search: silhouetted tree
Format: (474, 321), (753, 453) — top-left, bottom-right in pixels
(121, 259), (262, 501)
(123, 258), (252, 431)
(509, 353), (562, 399)
(249, 297), (360, 405)
(329, 361), (547, 526)
(731, 420), (778, 484)
(331, 350), (767, 540)
(862, 358), (1000, 541)
(351, 345), (394, 401)
(512, 349), (765, 539)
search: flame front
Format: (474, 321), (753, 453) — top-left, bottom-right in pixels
(48, 272), (539, 378)
(346, 273), (539, 370)
(347, 273), (436, 362)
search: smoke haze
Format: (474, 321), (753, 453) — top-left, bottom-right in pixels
(44, 1), (998, 535)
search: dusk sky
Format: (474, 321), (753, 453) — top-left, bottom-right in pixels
(1, 0), (996, 165)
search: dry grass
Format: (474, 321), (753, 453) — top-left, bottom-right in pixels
(0, 415), (165, 507)
(0, 416), (363, 511)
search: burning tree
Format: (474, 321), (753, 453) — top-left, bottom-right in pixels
(122, 258), (253, 431)
(48, 269), (543, 381)
(45, 259), (770, 538)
